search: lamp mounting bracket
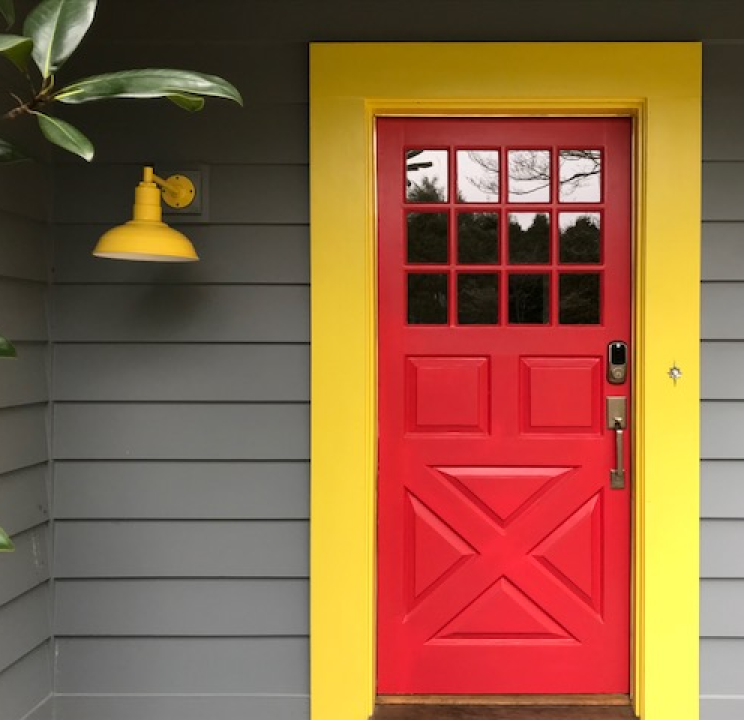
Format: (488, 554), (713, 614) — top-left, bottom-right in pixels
(155, 173), (197, 209)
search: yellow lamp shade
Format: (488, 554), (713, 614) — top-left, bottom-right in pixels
(93, 167), (199, 262)
(94, 219), (198, 262)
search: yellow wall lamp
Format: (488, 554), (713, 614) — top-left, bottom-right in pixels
(93, 166), (200, 262)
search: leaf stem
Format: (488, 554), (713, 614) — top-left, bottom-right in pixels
(1, 89), (53, 121)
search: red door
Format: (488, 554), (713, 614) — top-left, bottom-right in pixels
(377, 117), (631, 694)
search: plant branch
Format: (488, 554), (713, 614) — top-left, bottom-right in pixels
(1, 88), (52, 120)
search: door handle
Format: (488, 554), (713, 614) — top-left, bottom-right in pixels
(610, 419), (625, 489)
(607, 397), (627, 490)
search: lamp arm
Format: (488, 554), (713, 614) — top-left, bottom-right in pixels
(142, 166), (196, 210)
(151, 173), (181, 195)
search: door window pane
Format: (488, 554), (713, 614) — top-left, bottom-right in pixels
(457, 150), (499, 202)
(407, 212), (449, 264)
(508, 150), (550, 202)
(509, 274), (549, 324)
(508, 213), (550, 264)
(458, 273), (499, 325)
(406, 149), (448, 202)
(559, 150), (601, 203)
(458, 212), (499, 264)
(559, 213), (601, 264)
(408, 273), (448, 324)
(559, 273), (601, 324)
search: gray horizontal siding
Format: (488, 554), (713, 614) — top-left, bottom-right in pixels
(60, 102), (308, 166)
(55, 579), (308, 636)
(701, 45), (744, 720)
(53, 404), (309, 460)
(705, 46), (744, 163)
(54, 695), (308, 720)
(54, 164), (308, 225)
(702, 344), (744, 399)
(0, 528), (49, 609)
(54, 521), (308, 578)
(701, 581), (744, 636)
(701, 403), (744, 459)
(702, 224), (744, 281)
(701, 461), (744, 517)
(49, 38), (311, 716)
(0, 406), (48, 476)
(702, 639), (744, 694)
(0, 216), (47, 283)
(0, 164), (53, 720)
(701, 698), (744, 720)
(701, 284), (744, 340)
(701, 521), (744, 578)
(54, 345), (309, 401)
(0, 643), (52, 720)
(703, 163), (744, 221)
(0, 282), (48, 342)
(52, 285), (309, 342)
(0, 345), (49, 409)
(53, 224), (309, 284)
(0, 466), (49, 536)
(54, 461), (308, 519)
(0, 164), (48, 222)
(22, 700), (53, 720)
(55, 638), (308, 694)
(0, 586), (51, 674)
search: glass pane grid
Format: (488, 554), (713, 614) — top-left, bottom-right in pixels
(404, 147), (606, 326)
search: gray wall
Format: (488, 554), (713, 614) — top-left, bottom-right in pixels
(33, 3), (744, 720)
(0, 149), (53, 716)
(701, 43), (744, 720)
(49, 29), (310, 720)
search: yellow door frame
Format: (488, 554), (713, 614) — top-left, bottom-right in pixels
(310, 43), (701, 720)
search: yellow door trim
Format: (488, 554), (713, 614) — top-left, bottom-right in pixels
(310, 43), (701, 720)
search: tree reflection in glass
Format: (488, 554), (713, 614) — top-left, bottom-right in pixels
(559, 150), (601, 202)
(509, 274), (549, 324)
(508, 150), (550, 202)
(458, 273), (499, 325)
(559, 213), (601, 264)
(458, 212), (499, 264)
(408, 274), (448, 324)
(457, 150), (499, 202)
(559, 273), (601, 324)
(407, 212), (448, 264)
(406, 150), (448, 202)
(508, 213), (550, 264)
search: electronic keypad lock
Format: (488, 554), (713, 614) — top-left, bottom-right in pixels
(607, 341), (628, 384)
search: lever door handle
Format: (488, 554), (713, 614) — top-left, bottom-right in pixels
(610, 418), (625, 489)
(606, 397), (627, 490)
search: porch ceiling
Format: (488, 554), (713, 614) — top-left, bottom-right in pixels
(91, 1), (744, 44)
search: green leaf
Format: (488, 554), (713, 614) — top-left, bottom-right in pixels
(0, 33), (32, 71)
(55, 68), (243, 106)
(0, 526), (13, 552)
(23, 0), (97, 78)
(0, 335), (16, 357)
(0, 136), (26, 163)
(35, 112), (93, 161)
(0, 0), (14, 29)
(167, 94), (205, 112)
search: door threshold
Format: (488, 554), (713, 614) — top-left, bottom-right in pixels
(377, 695), (631, 707)
(373, 696), (636, 720)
